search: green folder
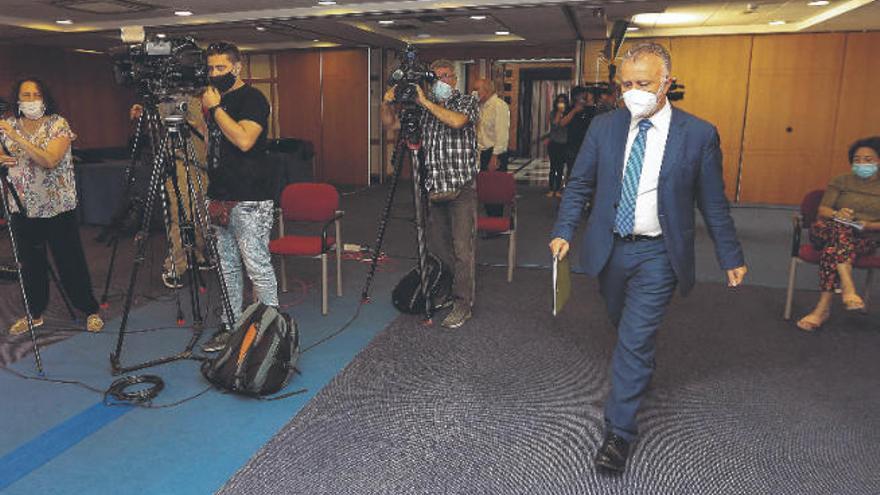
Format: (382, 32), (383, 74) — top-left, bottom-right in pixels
(553, 254), (571, 316)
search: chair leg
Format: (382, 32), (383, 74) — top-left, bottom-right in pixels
(321, 253), (329, 315)
(335, 219), (343, 297)
(507, 230), (516, 283)
(863, 268), (874, 311)
(783, 257), (799, 320)
(280, 256), (288, 293)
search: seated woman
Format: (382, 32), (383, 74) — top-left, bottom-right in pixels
(0, 78), (103, 335)
(797, 136), (880, 331)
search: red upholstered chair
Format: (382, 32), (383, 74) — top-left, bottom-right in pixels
(270, 183), (343, 315)
(476, 171), (517, 282)
(783, 189), (879, 319)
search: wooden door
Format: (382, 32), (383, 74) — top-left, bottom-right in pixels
(829, 32), (880, 178)
(669, 36), (752, 201)
(739, 33), (846, 204)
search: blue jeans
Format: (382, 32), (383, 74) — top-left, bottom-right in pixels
(598, 237), (677, 441)
(213, 201), (278, 325)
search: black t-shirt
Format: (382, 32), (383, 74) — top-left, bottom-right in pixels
(207, 85), (273, 201)
(567, 105), (597, 152)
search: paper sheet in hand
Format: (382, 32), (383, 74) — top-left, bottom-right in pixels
(832, 217), (864, 231)
(553, 255), (571, 316)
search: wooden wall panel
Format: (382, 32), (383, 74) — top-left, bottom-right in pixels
(320, 49), (369, 185)
(830, 32), (880, 178)
(0, 46), (135, 149)
(669, 36), (752, 200)
(739, 33), (846, 204)
(276, 50), (321, 180)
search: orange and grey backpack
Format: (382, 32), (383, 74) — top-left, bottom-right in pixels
(201, 303), (300, 396)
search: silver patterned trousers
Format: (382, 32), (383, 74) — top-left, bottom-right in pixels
(213, 200), (279, 325)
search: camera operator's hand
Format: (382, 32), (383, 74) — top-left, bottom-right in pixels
(0, 120), (21, 145)
(129, 104), (143, 121)
(202, 87), (222, 111)
(414, 84), (430, 108)
(383, 86), (397, 104)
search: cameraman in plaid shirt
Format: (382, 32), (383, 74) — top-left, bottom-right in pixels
(382, 59), (480, 329)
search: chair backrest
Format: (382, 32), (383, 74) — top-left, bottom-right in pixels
(476, 171), (516, 205)
(280, 183), (339, 222)
(800, 189), (825, 226)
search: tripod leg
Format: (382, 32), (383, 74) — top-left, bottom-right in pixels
(111, 111), (174, 372)
(1, 179), (44, 373)
(409, 148), (433, 322)
(99, 238), (119, 309)
(361, 137), (408, 302)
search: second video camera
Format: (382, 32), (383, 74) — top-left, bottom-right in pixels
(113, 37), (208, 98)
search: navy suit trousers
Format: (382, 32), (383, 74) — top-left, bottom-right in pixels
(598, 237), (677, 441)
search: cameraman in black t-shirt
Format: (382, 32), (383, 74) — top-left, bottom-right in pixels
(199, 42), (278, 352)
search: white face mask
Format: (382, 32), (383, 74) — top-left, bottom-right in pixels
(621, 80), (666, 119)
(19, 100), (45, 120)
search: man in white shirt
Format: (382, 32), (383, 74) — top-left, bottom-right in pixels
(474, 78), (510, 217)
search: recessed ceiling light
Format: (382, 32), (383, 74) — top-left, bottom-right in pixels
(769, 20), (786, 25)
(416, 33), (431, 39)
(495, 30), (511, 35)
(317, 1), (337, 5)
(174, 11), (193, 17)
(156, 33), (167, 38)
(807, 0), (830, 5)
(56, 19), (74, 25)
(256, 26), (267, 31)
(627, 26), (640, 31)
(378, 20), (395, 25)
(469, 15), (487, 20)
(312, 39), (320, 42)
(632, 12), (701, 26)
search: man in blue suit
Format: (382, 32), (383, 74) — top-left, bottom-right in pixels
(550, 42), (747, 473)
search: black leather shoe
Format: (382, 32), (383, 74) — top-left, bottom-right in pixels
(595, 432), (630, 473)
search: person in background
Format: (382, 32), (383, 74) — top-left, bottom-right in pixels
(130, 97), (211, 289)
(560, 86), (596, 185)
(0, 78), (104, 335)
(474, 78), (510, 217)
(545, 93), (570, 198)
(796, 136), (880, 331)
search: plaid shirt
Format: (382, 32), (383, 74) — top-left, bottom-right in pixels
(421, 90), (480, 193)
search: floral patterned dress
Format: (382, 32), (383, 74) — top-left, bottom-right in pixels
(2, 114), (78, 218)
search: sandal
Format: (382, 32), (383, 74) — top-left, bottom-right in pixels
(9, 316), (44, 336)
(796, 312), (828, 332)
(86, 313), (104, 333)
(842, 294), (865, 312)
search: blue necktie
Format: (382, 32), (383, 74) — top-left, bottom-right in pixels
(614, 119), (652, 235)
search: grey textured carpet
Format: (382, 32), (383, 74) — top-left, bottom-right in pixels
(220, 267), (880, 495)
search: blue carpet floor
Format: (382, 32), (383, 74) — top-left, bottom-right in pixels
(0, 260), (402, 494)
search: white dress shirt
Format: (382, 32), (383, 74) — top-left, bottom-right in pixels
(477, 93), (510, 154)
(621, 99), (672, 236)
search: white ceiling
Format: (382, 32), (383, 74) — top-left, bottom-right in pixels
(0, 0), (876, 53)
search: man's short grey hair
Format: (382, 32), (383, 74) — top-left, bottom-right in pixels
(430, 59), (456, 76)
(622, 42), (671, 76)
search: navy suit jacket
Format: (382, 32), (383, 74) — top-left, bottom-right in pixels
(551, 106), (744, 296)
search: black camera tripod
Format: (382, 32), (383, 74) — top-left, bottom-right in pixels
(362, 97), (434, 322)
(109, 97), (236, 374)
